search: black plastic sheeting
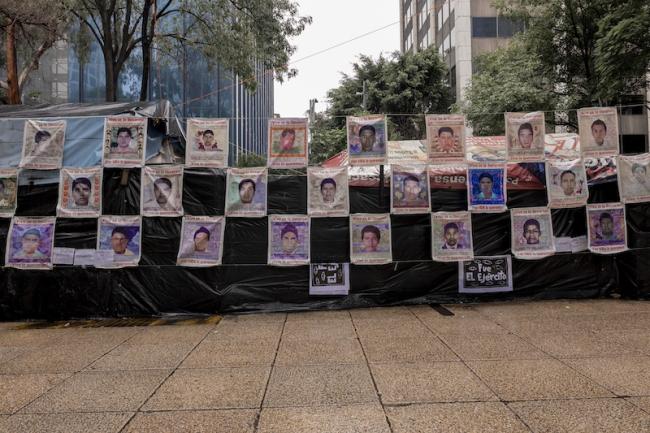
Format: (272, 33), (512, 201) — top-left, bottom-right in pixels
(1, 166), (648, 320)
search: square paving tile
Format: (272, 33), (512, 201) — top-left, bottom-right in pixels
(87, 342), (195, 371)
(565, 356), (650, 396)
(350, 307), (415, 321)
(0, 412), (132, 433)
(0, 374), (69, 414)
(417, 315), (507, 335)
(22, 369), (170, 413)
(361, 336), (459, 363)
(282, 319), (357, 341)
(180, 339), (277, 368)
(0, 330), (71, 347)
(285, 310), (351, 322)
(258, 403), (391, 433)
(626, 397), (650, 413)
(510, 398), (650, 433)
(522, 331), (640, 358)
(441, 333), (548, 361)
(275, 338), (365, 366)
(0, 343), (117, 374)
(143, 367), (270, 410)
(601, 331), (650, 356)
(467, 359), (613, 401)
(127, 325), (214, 345)
(52, 328), (140, 347)
(209, 322), (284, 342)
(353, 320), (434, 340)
(122, 409), (257, 433)
(370, 362), (496, 404)
(220, 313), (287, 324)
(264, 364), (377, 407)
(386, 402), (531, 433)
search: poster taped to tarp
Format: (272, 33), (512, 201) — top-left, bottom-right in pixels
(141, 165), (184, 217)
(546, 158), (589, 208)
(510, 207), (555, 260)
(467, 163), (507, 213)
(310, 263), (350, 295)
(267, 118), (308, 168)
(57, 167), (102, 218)
(586, 203), (627, 254)
(505, 111), (545, 162)
(96, 215), (142, 268)
(350, 213), (392, 265)
(459, 255), (513, 294)
(0, 168), (18, 217)
(429, 164), (468, 190)
(102, 116), (147, 167)
(20, 120), (66, 169)
(225, 167), (267, 217)
(391, 164), (430, 214)
(5, 216), (55, 270)
(431, 211), (473, 262)
(617, 153), (650, 203)
(347, 115), (387, 166)
(578, 107), (619, 157)
(307, 166), (350, 217)
(185, 118), (229, 168)
(177, 216), (225, 266)
(425, 114), (466, 163)
(268, 215), (310, 266)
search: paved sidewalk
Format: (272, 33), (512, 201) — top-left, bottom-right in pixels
(2, 299), (650, 432)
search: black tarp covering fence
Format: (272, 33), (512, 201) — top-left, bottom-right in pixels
(0, 103), (647, 320)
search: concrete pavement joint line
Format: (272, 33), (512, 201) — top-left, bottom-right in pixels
(117, 323), (218, 433)
(9, 328), (142, 415)
(350, 309), (399, 433)
(408, 305), (536, 433)
(252, 313), (288, 433)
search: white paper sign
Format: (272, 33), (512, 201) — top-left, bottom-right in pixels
(52, 247), (75, 265)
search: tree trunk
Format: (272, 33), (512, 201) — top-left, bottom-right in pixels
(139, 0), (152, 101)
(6, 20), (21, 104)
(103, 47), (117, 101)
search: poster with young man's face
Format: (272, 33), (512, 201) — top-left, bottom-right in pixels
(578, 107), (619, 157)
(431, 211), (473, 262)
(96, 215), (141, 268)
(5, 217), (55, 270)
(425, 114), (466, 163)
(391, 164), (430, 214)
(225, 167), (267, 217)
(510, 207), (555, 260)
(267, 118), (308, 168)
(57, 167), (102, 218)
(505, 112), (545, 162)
(545, 159), (589, 208)
(177, 216), (225, 267)
(185, 118), (229, 168)
(467, 163), (507, 213)
(350, 213), (392, 265)
(20, 120), (66, 169)
(141, 166), (184, 217)
(618, 154), (650, 204)
(307, 166), (349, 217)
(0, 168), (18, 218)
(347, 115), (387, 166)
(102, 116), (147, 167)
(268, 215), (310, 266)
(586, 203), (627, 254)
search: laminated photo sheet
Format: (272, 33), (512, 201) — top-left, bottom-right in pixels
(347, 115), (388, 166)
(141, 165), (184, 217)
(350, 213), (392, 265)
(425, 114), (466, 163)
(57, 166), (102, 218)
(268, 214), (310, 266)
(390, 164), (430, 214)
(177, 215), (225, 266)
(102, 116), (147, 167)
(5, 216), (56, 270)
(185, 118), (229, 168)
(20, 120), (66, 169)
(307, 166), (350, 217)
(510, 207), (556, 260)
(267, 118), (308, 168)
(505, 111), (545, 162)
(431, 211), (474, 262)
(586, 202), (627, 254)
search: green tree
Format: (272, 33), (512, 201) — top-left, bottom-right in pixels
(72, 0), (311, 102)
(327, 47), (452, 139)
(464, 0), (650, 134)
(461, 41), (558, 135)
(309, 112), (346, 165)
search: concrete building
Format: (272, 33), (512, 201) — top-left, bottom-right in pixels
(399, 0), (648, 151)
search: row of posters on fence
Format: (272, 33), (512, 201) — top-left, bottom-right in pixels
(2, 154), (650, 218)
(11, 108), (621, 170)
(4, 204), (628, 270)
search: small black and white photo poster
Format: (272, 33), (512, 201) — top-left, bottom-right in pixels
(459, 255), (513, 294)
(309, 263), (350, 296)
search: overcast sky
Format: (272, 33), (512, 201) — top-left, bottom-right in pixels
(274, 0), (400, 118)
